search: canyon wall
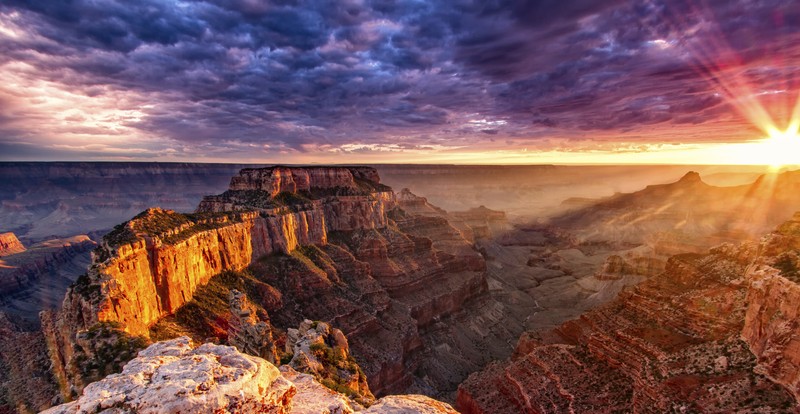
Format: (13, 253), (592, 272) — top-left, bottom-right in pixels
(42, 166), (492, 403)
(741, 213), (800, 401)
(458, 214), (800, 413)
(0, 235), (95, 297)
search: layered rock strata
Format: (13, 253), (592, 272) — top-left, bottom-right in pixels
(43, 166), (489, 403)
(228, 289), (279, 365)
(0, 232), (25, 256)
(458, 214), (800, 413)
(550, 170), (800, 250)
(0, 236), (95, 297)
(285, 319), (374, 405)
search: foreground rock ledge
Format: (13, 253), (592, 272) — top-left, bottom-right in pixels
(41, 337), (457, 414)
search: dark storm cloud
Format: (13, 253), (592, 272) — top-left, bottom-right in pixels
(1, 0), (799, 160)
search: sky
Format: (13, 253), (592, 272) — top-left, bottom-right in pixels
(0, 0), (799, 164)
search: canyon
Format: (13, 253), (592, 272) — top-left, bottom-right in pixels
(1, 164), (800, 413)
(0, 234), (95, 326)
(0, 162), (772, 244)
(39, 166), (519, 408)
(457, 213), (800, 413)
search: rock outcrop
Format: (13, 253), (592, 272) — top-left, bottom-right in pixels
(42, 337), (296, 414)
(197, 166), (396, 232)
(0, 232), (25, 256)
(42, 166), (489, 403)
(228, 290), (279, 365)
(458, 214), (800, 413)
(43, 337), (457, 414)
(285, 319), (374, 405)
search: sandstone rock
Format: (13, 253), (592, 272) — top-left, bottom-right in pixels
(287, 319), (375, 405)
(197, 167), (396, 232)
(228, 289), (279, 364)
(0, 232), (24, 256)
(43, 166), (491, 403)
(280, 366), (359, 414)
(459, 215), (800, 413)
(226, 166), (379, 196)
(41, 337), (296, 414)
(42, 337), (459, 414)
(364, 395), (459, 413)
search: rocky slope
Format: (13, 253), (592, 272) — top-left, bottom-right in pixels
(0, 313), (59, 414)
(42, 166), (497, 404)
(458, 213), (800, 413)
(0, 236), (95, 298)
(43, 337), (456, 414)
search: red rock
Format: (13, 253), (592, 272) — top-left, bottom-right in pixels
(459, 216), (800, 413)
(0, 232), (25, 257)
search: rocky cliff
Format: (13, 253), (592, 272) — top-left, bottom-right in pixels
(43, 166), (490, 404)
(458, 214), (800, 413)
(0, 232), (25, 257)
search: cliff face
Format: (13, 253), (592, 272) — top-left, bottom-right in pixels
(228, 166), (381, 195)
(43, 166), (487, 403)
(198, 166), (396, 232)
(741, 213), (800, 400)
(0, 232), (25, 256)
(458, 214), (800, 413)
(69, 208), (327, 339)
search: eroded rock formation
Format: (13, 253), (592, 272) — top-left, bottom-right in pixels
(43, 337), (457, 414)
(285, 319), (374, 405)
(42, 337), (296, 414)
(550, 170), (800, 251)
(0, 232), (25, 256)
(0, 235), (95, 297)
(228, 289), (279, 365)
(458, 213), (800, 413)
(42, 166), (493, 404)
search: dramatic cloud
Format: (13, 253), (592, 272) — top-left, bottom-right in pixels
(0, 0), (798, 162)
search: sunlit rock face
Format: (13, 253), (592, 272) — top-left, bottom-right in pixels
(0, 232), (25, 256)
(42, 166), (491, 402)
(458, 213), (800, 413)
(42, 337), (458, 414)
